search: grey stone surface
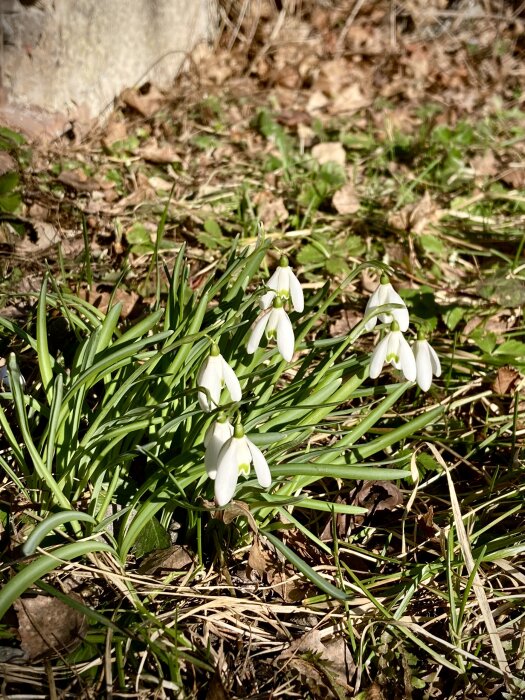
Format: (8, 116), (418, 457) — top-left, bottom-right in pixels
(0, 0), (214, 119)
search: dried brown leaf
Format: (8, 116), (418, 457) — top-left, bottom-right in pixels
(15, 595), (87, 661)
(57, 169), (98, 192)
(500, 167), (525, 189)
(102, 118), (128, 149)
(492, 367), (521, 396)
(148, 175), (173, 191)
(121, 86), (164, 118)
(221, 501), (258, 532)
(0, 151), (17, 176)
(471, 150), (498, 177)
(16, 222), (61, 254)
(332, 182), (360, 214)
(279, 630), (354, 690)
(205, 667), (230, 700)
(247, 537), (268, 577)
(253, 191), (289, 227)
(139, 141), (180, 164)
(311, 142), (346, 167)
(355, 481), (403, 514)
(330, 84), (370, 115)
(306, 91), (330, 115)
(139, 545), (194, 575)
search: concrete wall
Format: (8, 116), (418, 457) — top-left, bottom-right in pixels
(0, 0), (214, 129)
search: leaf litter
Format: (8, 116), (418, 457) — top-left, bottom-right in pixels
(2, 1), (525, 698)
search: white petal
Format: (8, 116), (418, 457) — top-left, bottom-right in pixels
(398, 335), (416, 382)
(414, 343), (432, 392)
(266, 269), (280, 292)
(364, 287), (382, 331)
(259, 290), (276, 310)
(266, 307), (280, 336)
(197, 357), (221, 412)
(214, 439), (240, 506)
(247, 438), (272, 488)
(260, 270), (281, 309)
(236, 436), (252, 471)
(247, 312), (269, 354)
(364, 314), (378, 332)
(369, 335), (389, 378)
(386, 287), (409, 332)
(204, 420), (234, 479)
(276, 308), (295, 361)
(220, 357), (242, 402)
(387, 330), (402, 368)
(428, 343), (441, 378)
(287, 269), (304, 313)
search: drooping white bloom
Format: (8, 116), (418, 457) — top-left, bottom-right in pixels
(197, 345), (242, 412)
(247, 296), (295, 362)
(412, 336), (441, 392)
(260, 256), (304, 313)
(369, 321), (416, 382)
(214, 423), (272, 506)
(204, 415), (234, 479)
(364, 275), (409, 332)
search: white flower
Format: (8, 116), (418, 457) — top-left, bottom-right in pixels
(197, 346), (242, 412)
(247, 297), (295, 362)
(204, 416), (234, 479)
(364, 276), (409, 332)
(369, 321), (416, 382)
(412, 337), (441, 391)
(260, 256), (304, 313)
(214, 424), (272, 506)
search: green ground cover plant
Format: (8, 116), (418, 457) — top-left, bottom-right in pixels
(1, 2), (525, 697)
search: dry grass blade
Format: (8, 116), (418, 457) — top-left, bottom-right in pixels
(427, 443), (515, 690)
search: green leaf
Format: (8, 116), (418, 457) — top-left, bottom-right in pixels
(0, 126), (26, 148)
(443, 306), (465, 331)
(22, 511), (96, 555)
(0, 541), (114, 622)
(419, 234), (445, 256)
(296, 243), (325, 266)
(0, 192), (21, 213)
(0, 171), (19, 195)
(470, 328), (498, 354)
(494, 339), (525, 358)
(126, 223), (151, 246)
(325, 256), (350, 276)
(478, 276), (525, 307)
(132, 516), (171, 559)
(203, 218), (222, 237)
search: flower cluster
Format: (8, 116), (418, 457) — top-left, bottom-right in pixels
(197, 255), (304, 506)
(365, 275), (441, 391)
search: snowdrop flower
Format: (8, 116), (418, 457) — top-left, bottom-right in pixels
(247, 296), (295, 362)
(204, 414), (234, 479)
(260, 255), (304, 313)
(197, 344), (242, 412)
(364, 275), (409, 332)
(369, 320), (416, 382)
(213, 423), (271, 506)
(412, 334), (441, 391)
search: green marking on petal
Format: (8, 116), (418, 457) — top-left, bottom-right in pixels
(238, 462), (250, 477)
(386, 352), (399, 363)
